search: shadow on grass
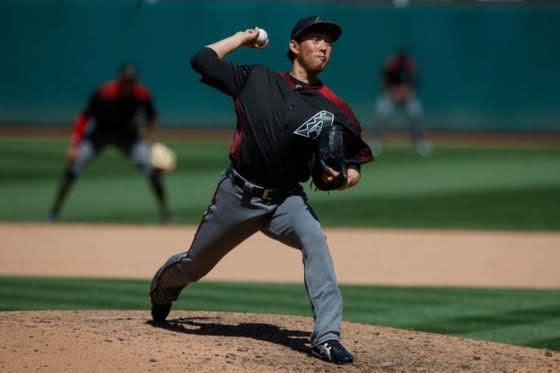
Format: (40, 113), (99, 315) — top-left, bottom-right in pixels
(412, 304), (560, 335)
(525, 337), (560, 352)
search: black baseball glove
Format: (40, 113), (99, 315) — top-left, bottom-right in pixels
(309, 125), (348, 191)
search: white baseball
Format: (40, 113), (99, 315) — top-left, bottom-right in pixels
(255, 27), (268, 46)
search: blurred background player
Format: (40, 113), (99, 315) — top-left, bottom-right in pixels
(47, 63), (173, 223)
(369, 49), (432, 157)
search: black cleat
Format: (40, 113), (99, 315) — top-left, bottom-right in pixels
(311, 339), (354, 364)
(151, 301), (171, 322)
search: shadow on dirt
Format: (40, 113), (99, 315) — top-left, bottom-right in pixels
(148, 316), (311, 355)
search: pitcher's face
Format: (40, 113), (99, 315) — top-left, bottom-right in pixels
(291, 31), (333, 73)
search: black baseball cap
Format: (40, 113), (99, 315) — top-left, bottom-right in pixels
(290, 16), (342, 42)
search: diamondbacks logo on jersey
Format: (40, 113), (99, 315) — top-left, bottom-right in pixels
(294, 110), (334, 139)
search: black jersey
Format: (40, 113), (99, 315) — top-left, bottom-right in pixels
(382, 54), (416, 86)
(84, 80), (156, 139)
(191, 47), (373, 189)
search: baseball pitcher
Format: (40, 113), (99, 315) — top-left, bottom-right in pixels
(149, 16), (373, 364)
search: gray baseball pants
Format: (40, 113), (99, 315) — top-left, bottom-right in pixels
(70, 137), (153, 176)
(372, 92), (425, 142)
(150, 168), (343, 346)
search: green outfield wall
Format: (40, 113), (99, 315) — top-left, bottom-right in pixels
(1, 1), (559, 131)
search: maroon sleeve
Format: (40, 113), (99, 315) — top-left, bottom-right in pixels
(134, 85), (156, 121)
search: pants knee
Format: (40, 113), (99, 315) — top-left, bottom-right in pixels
(129, 140), (152, 175)
(300, 230), (328, 255)
(406, 100), (423, 119)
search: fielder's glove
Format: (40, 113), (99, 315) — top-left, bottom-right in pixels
(309, 125), (348, 191)
(151, 142), (176, 173)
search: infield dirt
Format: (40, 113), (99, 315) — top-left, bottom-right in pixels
(1, 223), (559, 372)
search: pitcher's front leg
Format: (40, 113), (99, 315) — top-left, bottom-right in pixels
(263, 194), (343, 345)
(150, 176), (262, 309)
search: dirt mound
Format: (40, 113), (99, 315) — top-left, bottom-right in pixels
(1, 311), (557, 373)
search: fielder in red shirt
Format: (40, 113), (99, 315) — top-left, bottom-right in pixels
(47, 63), (173, 223)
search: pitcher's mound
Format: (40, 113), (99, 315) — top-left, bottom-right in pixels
(0, 310), (557, 372)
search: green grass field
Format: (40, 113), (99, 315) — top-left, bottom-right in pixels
(1, 277), (559, 351)
(1, 137), (559, 229)
(1, 136), (559, 352)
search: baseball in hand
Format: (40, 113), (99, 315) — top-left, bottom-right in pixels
(255, 27), (268, 47)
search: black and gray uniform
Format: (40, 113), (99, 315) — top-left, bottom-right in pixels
(371, 53), (427, 155)
(70, 80), (156, 176)
(47, 79), (171, 222)
(150, 47), (373, 346)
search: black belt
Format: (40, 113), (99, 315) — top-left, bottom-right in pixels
(228, 169), (284, 202)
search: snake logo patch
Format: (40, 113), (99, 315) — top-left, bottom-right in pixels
(294, 110), (334, 139)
